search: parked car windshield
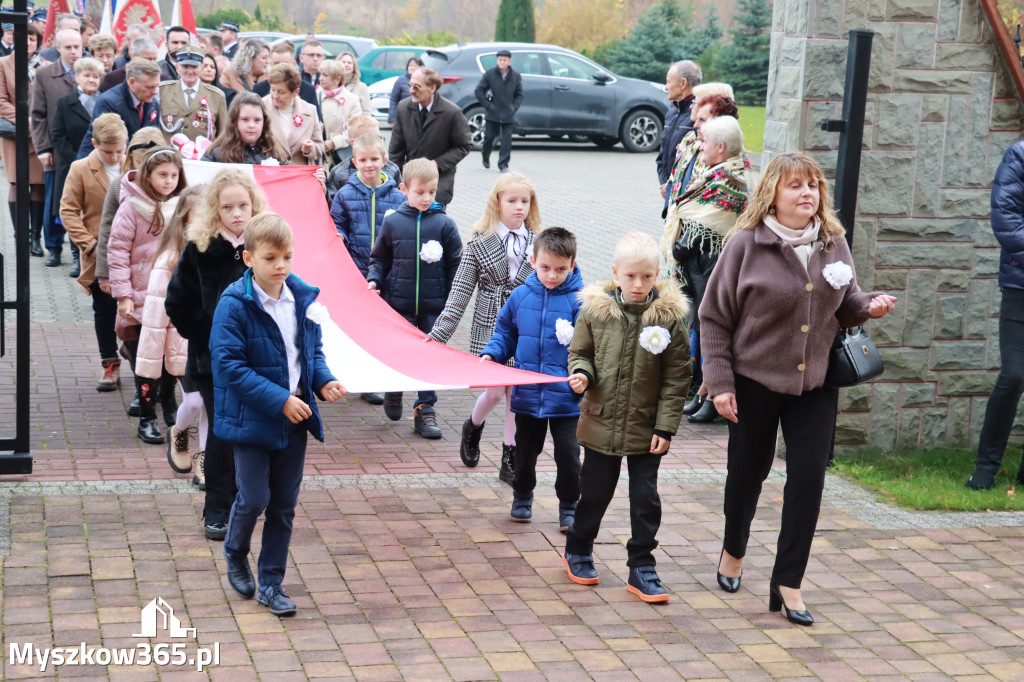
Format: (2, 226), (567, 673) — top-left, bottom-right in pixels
(421, 52), (450, 71)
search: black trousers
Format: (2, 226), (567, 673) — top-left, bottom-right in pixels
(482, 120), (513, 169)
(975, 287), (1024, 477)
(565, 448), (663, 567)
(88, 280), (118, 360)
(512, 414), (581, 502)
(678, 249), (719, 389)
(723, 374), (838, 589)
(195, 375), (237, 526)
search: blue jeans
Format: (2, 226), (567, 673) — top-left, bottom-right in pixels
(42, 170), (65, 252)
(225, 423), (307, 587)
(385, 312), (438, 408)
(975, 287), (1024, 478)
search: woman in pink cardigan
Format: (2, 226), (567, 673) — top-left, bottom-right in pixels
(699, 152), (897, 626)
(107, 147), (188, 445)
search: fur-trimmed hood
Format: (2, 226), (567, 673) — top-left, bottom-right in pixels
(579, 278), (689, 326)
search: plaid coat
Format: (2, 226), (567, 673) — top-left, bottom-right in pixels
(429, 229), (535, 355)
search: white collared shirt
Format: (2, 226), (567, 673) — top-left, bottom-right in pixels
(418, 98), (435, 114)
(495, 221), (528, 281)
(252, 278), (301, 396)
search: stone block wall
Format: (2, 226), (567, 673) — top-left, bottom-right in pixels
(763, 0), (1024, 449)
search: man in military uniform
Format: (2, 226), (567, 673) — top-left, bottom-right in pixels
(157, 48), (228, 145)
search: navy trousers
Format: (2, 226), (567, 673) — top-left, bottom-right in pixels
(42, 170), (65, 252)
(225, 423), (307, 587)
(975, 287), (1024, 477)
(385, 312), (438, 408)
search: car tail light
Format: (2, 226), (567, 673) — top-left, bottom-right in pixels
(442, 76), (463, 84)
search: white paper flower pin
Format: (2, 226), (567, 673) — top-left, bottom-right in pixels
(638, 326), (671, 355)
(822, 261), (853, 290)
(259, 158), (280, 166)
(305, 302), (329, 325)
(555, 318), (574, 346)
(384, 209), (396, 217)
(420, 240), (443, 263)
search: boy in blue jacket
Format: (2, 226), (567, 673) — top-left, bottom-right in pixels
(330, 134), (406, 278)
(480, 227), (584, 529)
(210, 213), (346, 617)
(367, 158), (462, 440)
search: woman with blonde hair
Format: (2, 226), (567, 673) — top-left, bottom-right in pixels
(700, 152), (897, 625)
(165, 168), (268, 540)
(221, 38), (270, 93)
(337, 51), (371, 114)
(317, 58), (362, 167)
(429, 172), (542, 482)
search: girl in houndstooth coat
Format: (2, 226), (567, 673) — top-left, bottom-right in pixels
(429, 173), (541, 483)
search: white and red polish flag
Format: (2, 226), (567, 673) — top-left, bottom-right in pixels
(169, 0), (197, 39)
(182, 160), (568, 394)
(110, 0), (163, 51)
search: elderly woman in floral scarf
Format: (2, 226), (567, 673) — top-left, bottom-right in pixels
(662, 115), (751, 423)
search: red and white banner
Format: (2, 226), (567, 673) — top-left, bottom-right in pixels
(110, 0), (163, 51)
(182, 160), (567, 394)
(169, 0), (197, 39)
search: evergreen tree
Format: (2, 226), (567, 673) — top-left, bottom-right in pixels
(607, 0), (693, 82)
(495, 0), (536, 43)
(714, 0), (772, 105)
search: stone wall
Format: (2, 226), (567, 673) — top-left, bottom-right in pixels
(763, 0), (1024, 449)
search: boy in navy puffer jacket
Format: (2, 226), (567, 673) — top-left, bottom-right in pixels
(480, 227), (583, 529)
(210, 214), (346, 617)
(330, 134), (406, 277)
(367, 158), (462, 439)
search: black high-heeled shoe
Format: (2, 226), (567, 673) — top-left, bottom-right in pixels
(716, 549), (741, 593)
(769, 581), (813, 626)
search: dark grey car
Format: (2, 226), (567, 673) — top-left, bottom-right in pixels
(422, 42), (669, 153)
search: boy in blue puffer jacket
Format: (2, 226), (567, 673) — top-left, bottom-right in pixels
(210, 213), (346, 617)
(330, 134), (406, 278)
(480, 227), (584, 529)
(367, 158), (463, 439)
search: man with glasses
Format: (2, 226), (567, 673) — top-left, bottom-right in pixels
(299, 40), (324, 88)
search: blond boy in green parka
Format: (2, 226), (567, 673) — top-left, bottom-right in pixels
(563, 231), (691, 603)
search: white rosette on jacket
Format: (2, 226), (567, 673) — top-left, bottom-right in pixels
(305, 301), (329, 325)
(555, 318), (574, 346)
(420, 239), (443, 263)
(638, 325), (671, 355)
(822, 261), (854, 289)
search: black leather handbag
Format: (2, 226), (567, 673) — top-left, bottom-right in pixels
(825, 326), (884, 388)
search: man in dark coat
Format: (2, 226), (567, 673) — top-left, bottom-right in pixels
(159, 26), (191, 81)
(220, 22), (239, 60)
(30, 27), (80, 266)
(657, 60), (700, 210)
(967, 141), (1024, 490)
(78, 58), (160, 159)
(474, 49), (523, 172)
(390, 67), (471, 206)
(112, 24), (151, 70)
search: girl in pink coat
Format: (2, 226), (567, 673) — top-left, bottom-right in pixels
(135, 187), (207, 479)
(107, 147), (188, 445)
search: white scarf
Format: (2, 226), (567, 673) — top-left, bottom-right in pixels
(764, 214), (820, 270)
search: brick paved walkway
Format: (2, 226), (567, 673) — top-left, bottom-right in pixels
(2, 147), (1024, 680)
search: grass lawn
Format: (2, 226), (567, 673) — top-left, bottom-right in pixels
(738, 105), (766, 154)
(831, 447), (1024, 511)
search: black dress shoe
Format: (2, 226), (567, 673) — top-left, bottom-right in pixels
(769, 582), (813, 626)
(226, 553), (255, 599)
(688, 399), (719, 424)
(257, 584), (296, 616)
(126, 397), (141, 417)
(44, 251), (61, 266)
(965, 471), (995, 490)
(683, 394), (704, 416)
(137, 417), (164, 444)
(29, 238), (43, 257)
(716, 549), (741, 593)
(361, 392), (384, 405)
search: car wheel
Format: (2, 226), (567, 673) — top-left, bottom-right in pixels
(588, 135), (618, 149)
(466, 107), (487, 151)
(619, 110), (663, 153)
